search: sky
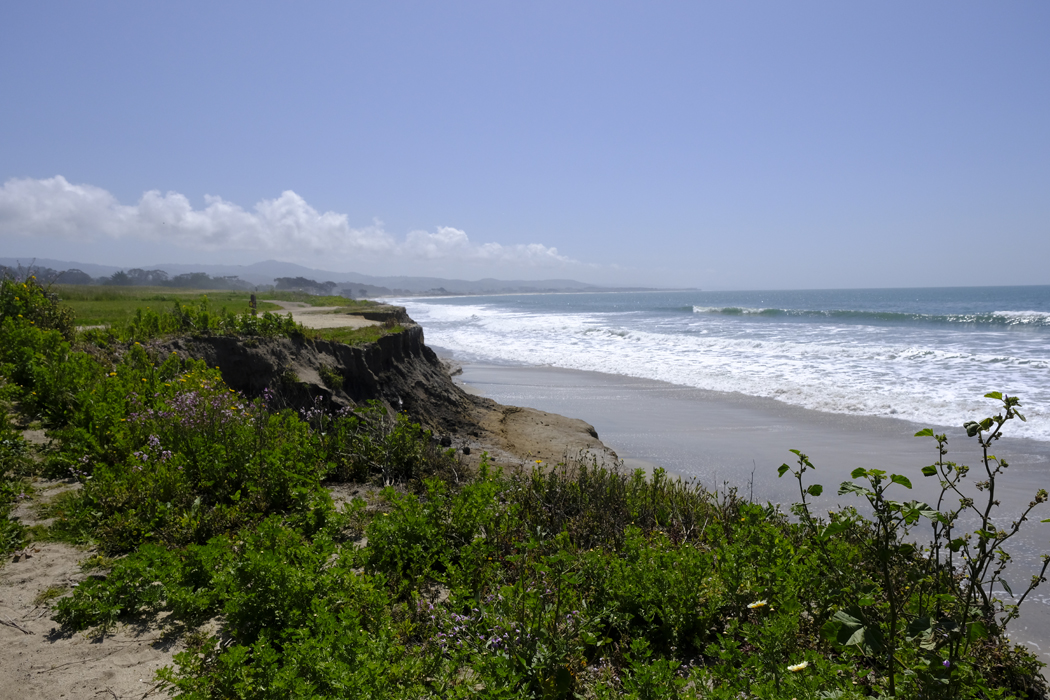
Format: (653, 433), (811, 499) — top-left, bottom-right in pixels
(1, 2), (1048, 289)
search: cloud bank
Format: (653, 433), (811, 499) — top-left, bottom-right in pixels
(0, 176), (573, 268)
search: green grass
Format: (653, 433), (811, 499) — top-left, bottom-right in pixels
(261, 290), (376, 308)
(33, 584), (68, 607)
(53, 286), (281, 326)
(53, 285), (378, 327)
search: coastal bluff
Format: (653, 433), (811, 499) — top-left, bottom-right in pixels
(157, 306), (616, 467)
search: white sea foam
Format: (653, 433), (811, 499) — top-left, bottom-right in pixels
(400, 297), (1050, 441)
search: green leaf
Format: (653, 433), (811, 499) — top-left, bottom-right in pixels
(921, 465), (938, 477)
(822, 520), (851, 539)
(964, 421), (981, 437)
(966, 620), (988, 642)
(1001, 579), (1013, 596)
(789, 449), (802, 456)
(839, 482), (865, 496)
(823, 609), (884, 653)
(778, 464), (790, 478)
(807, 484), (824, 497)
(949, 538), (965, 552)
(907, 616), (933, 638)
(851, 468), (867, 479)
(985, 391), (1003, 400)
(914, 428), (934, 437)
(891, 474), (913, 489)
(907, 617), (936, 650)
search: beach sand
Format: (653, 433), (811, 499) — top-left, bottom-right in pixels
(260, 300), (382, 329)
(454, 361), (1050, 664)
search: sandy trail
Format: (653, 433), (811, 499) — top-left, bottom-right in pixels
(0, 476), (178, 700)
(260, 300), (382, 329)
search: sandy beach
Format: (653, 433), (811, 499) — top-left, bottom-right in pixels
(453, 360), (1050, 664)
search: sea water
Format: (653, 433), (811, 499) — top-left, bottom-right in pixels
(393, 286), (1050, 441)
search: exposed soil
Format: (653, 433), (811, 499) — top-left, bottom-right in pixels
(154, 308), (617, 467)
(260, 299), (382, 329)
(0, 474), (177, 700)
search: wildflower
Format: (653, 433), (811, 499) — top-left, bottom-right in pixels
(787, 661), (809, 672)
(748, 600), (768, 609)
(109, 372), (117, 376)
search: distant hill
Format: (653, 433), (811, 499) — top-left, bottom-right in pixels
(0, 257), (662, 296)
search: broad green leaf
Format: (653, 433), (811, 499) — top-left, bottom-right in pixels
(851, 467), (867, 479)
(914, 428), (934, 437)
(807, 484), (824, 497)
(821, 520), (851, 539)
(789, 449), (801, 456)
(985, 391), (1003, 400)
(839, 482), (865, 496)
(921, 465), (938, 477)
(906, 616), (933, 638)
(835, 482), (860, 497)
(966, 620), (988, 642)
(778, 464), (790, 478)
(891, 474), (913, 489)
(949, 538), (965, 552)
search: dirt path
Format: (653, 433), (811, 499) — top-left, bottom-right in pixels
(0, 468), (179, 700)
(260, 300), (381, 329)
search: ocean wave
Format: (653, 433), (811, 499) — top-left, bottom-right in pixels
(399, 298), (1050, 441)
(692, 306), (1050, 327)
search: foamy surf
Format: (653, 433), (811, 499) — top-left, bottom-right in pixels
(394, 287), (1050, 441)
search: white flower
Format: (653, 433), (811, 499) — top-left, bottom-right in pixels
(787, 661), (809, 672)
(747, 600), (768, 609)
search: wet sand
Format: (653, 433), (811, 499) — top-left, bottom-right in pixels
(455, 361), (1050, 662)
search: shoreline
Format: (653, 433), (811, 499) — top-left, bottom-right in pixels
(448, 358), (1050, 666)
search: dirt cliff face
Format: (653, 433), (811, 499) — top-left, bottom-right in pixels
(158, 323), (474, 431)
(158, 312), (617, 467)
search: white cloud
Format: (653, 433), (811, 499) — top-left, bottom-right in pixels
(0, 175), (573, 267)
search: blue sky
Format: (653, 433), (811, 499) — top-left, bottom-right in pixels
(1, 2), (1048, 289)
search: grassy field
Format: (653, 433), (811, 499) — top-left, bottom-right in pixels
(53, 286), (372, 327)
(260, 290), (374, 308)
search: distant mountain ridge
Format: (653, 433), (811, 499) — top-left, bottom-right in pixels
(0, 257), (659, 295)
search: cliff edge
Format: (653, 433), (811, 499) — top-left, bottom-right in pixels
(158, 308), (617, 468)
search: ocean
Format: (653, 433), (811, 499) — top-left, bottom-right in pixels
(394, 286), (1050, 442)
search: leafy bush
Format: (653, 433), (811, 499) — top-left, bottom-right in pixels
(0, 416), (28, 556)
